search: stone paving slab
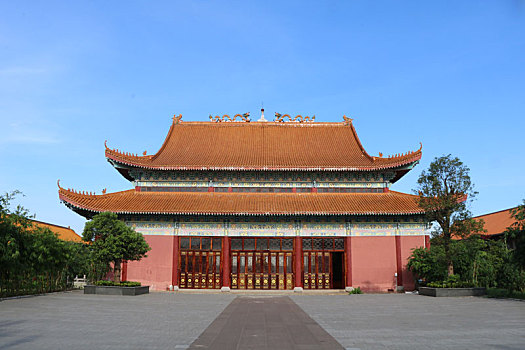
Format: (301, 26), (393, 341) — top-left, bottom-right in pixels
(1, 291), (525, 350)
(188, 296), (344, 349)
(0, 290), (235, 350)
(291, 294), (525, 350)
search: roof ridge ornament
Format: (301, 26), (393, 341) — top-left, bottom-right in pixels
(385, 142), (423, 159)
(210, 113), (251, 122)
(343, 115), (353, 125)
(172, 114), (182, 124)
(274, 113), (315, 123)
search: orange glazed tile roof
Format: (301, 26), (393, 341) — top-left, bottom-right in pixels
(31, 219), (83, 242)
(105, 120), (422, 171)
(58, 187), (424, 216)
(473, 208), (517, 236)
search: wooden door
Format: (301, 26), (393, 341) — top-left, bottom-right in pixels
(230, 238), (294, 290)
(302, 237), (345, 289)
(179, 237), (222, 289)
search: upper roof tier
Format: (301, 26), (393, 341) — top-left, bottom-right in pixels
(105, 116), (422, 173)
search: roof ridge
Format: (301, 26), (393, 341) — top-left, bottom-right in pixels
(473, 206), (519, 219)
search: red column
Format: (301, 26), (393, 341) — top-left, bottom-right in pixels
(171, 236), (179, 289)
(345, 236), (352, 288)
(121, 261), (128, 282)
(221, 237), (231, 290)
(294, 236), (303, 290)
(395, 236), (403, 290)
(425, 235), (430, 249)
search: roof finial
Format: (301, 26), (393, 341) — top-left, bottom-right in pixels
(258, 105), (267, 122)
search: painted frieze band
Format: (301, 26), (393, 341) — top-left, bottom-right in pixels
(135, 180), (386, 189)
(126, 222), (177, 236)
(126, 221), (428, 237)
(301, 223), (346, 236)
(229, 223), (296, 237)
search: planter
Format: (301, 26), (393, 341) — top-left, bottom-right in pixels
(419, 287), (486, 297)
(84, 285), (149, 296)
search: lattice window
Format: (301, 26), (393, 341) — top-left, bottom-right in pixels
(244, 238), (255, 250)
(334, 238), (345, 250)
(269, 238), (281, 251)
(180, 237), (190, 250)
(212, 238), (222, 251)
(231, 238), (242, 250)
(313, 238), (323, 250)
(282, 238), (293, 251)
(257, 238), (269, 250)
(201, 238), (211, 250)
(191, 238), (201, 250)
(302, 238), (312, 251)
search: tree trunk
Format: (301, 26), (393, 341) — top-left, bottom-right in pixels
(113, 260), (121, 283)
(443, 237), (454, 276)
(447, 262), (454, 276)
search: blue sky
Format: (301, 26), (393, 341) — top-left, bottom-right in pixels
(1, 1), (524, 234)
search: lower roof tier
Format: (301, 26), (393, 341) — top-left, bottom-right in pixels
(59, 187), (424, 217)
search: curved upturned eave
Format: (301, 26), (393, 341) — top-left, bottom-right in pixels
(58, 187), (425, 218)
(105, 148), (422, 172)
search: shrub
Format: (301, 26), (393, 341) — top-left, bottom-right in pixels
(408, 236), (515, 289)
(349, 287), (363, 294)
(487, 288), (525, 300)
(426, 275), (475, 288)
(94, 280), (141, 287)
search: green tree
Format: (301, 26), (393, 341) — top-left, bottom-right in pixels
(501, 200), (525, 291)
(408, 236), (508, 288)
(82, 212), (150, 283)
(414, 155), (484, 275)
(1, 191), (91, 296)
(506, 201), (525, 268)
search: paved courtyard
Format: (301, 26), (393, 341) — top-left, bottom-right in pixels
(0, 290), (524, 349)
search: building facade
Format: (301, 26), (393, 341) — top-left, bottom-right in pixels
(59, 112), (429, 292)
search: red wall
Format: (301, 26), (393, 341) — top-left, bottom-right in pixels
(351, 236), (397, 292)
(350, 235), (425, 292)
(125, 234), (427, 292)
(126, 235), (174, 291)
(399, 235), (426, 290)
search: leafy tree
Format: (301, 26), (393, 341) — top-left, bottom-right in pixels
(1, 191), (91, 296)
(414, 155), (484, 275)
(500, 200), (525, 291)
(408, 236), (508, 288)
(505, 201), (525, 268)
(83, 212), (150, 283)
(407, 242), (448, 283)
